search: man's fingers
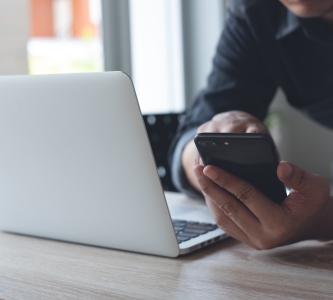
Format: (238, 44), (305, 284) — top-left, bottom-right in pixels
(194, 152), (200, 166)
(193, 150), (203, 166)
(203, 165), (282, 222)
(246, 124), (269, 134)
(205, 199), (258, 248)
(277, 161), (330, 197)
(194, 165), (261, 234)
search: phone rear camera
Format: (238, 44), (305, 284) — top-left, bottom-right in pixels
(200, 142), (207, 147)
(212, 142), (218, 147)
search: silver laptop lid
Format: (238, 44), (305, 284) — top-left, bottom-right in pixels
(0, 72), (179, 257)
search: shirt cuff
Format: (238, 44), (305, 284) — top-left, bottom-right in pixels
(171, 128), (204, 200)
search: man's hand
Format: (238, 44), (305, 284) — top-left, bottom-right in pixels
(182, 111), (269, 192)
(194, 161), (333, 249)
(198, 110), (269, 135)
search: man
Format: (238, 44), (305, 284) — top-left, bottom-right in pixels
(169, 0), (333, 249)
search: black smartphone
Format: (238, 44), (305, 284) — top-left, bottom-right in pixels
(194, 133), (286, 204)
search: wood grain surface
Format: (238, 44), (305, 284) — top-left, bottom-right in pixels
(0, 231), (333, 300)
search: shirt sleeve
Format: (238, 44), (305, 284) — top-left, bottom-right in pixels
(168, 8), (278, 196)
(170, 127), (203, 199)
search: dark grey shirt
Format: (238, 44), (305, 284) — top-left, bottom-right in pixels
(169, 0), (333, 198)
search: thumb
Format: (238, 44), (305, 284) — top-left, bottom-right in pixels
(277, 161), (325, 196)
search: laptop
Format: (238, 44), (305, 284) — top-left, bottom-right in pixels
(0, 72), (227, 257)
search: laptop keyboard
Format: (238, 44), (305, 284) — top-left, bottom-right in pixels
(172, 220), (218, 244)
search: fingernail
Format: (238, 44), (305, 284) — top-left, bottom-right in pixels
(283, 162), (292, 178)
(204, 168), (218, 180)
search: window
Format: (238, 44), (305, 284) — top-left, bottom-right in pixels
(129, 0), (185, 114)
(28, 0), (103, 74)
(102, 0), (225, 113)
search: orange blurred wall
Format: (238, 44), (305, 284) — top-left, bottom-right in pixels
(30, 0), (54, 37)
(72, 0), (97, 38)
(30, 0), (97, 38)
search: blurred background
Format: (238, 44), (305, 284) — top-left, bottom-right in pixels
(1, 0), (333, 186)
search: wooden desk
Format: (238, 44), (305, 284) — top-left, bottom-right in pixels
(1, 194), (333, 299)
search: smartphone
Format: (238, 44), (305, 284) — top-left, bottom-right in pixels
(194, 133), (286, 204)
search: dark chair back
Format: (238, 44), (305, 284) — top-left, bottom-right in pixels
(143, 113), (182, 192)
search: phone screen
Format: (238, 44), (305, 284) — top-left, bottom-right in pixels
(194, 133), (286, 204)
